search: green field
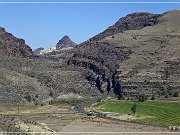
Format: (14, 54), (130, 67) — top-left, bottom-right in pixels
(95, 100), (180, 127)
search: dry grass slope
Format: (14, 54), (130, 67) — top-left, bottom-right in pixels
(101, 10), (180, 97)
(0, 55), (99, 105)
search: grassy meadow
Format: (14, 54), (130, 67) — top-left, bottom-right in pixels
(95, 100), (180, 127)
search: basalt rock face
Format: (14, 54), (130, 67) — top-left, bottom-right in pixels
(81, 12), (160, 45)
(68, 10), (180, 99)
(68, 41), (132, 98)
(0, 27), (33, 58)
(56, 35), (77, 50)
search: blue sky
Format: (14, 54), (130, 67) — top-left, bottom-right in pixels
(0, 0), (180, 50)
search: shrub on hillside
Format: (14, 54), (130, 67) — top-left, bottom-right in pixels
(165, 94), (168, 98)
(137, 93), (147, 102)
(150, 95), (155, 100)
(173, 91), (179, 97)
(24, 93), (31, 103)
(49, 91), (53, 97)
(131, 103), (137, 115)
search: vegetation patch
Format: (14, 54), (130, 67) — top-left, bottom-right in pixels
(49, 98), (89, 106)
(94, 100), (180, 126)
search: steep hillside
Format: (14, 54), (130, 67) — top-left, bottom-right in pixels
(0, 54), (99, 105)
(0, 30), (98, 105)
(0, 27), (32, 58)
(68, 10), (180, 99)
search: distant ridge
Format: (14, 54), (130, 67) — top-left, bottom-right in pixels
(81, 12), (160, 45)
(33, 35), (77, 55)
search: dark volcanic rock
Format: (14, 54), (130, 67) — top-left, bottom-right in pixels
(0, 27), (33, 58)
(68, 41), (132, 98)
(56, 35), (77, 50)
(81, 12), (160, 45)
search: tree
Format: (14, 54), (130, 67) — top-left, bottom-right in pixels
(131, 103), (137, 115)
(165, 94), (168, 98)
(24, 93), (31, 103)
(49, 91), (53, 97)
(138, 93), (147, 102)
(173, 91), (179, 97)
(150, 95), (155, 100)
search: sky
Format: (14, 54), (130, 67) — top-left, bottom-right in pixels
(0, 0), (180, 50)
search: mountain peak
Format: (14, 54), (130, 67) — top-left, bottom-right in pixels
(56, 35), (77, 50)
(61, 35), (70, 40)
(0, 26), (33, 58)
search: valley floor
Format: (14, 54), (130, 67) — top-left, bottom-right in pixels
(0, 104), (179, 135)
